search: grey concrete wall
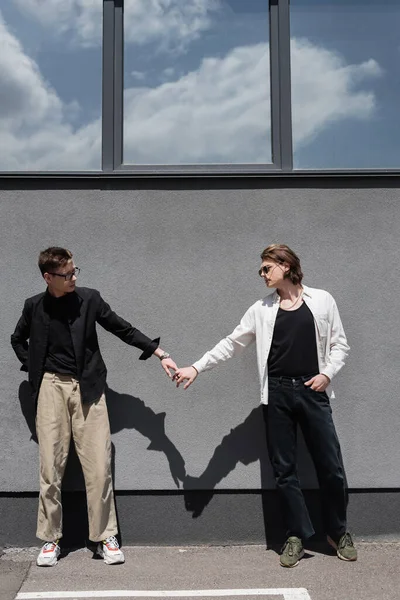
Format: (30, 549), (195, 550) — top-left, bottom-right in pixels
(1, 177), (399, 495)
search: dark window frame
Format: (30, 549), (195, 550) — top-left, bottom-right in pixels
(103, 0), (292, 174)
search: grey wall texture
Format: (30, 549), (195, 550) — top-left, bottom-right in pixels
(0, 177), (399, 502)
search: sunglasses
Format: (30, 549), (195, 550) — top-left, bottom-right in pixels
(258, 264), (279, 278)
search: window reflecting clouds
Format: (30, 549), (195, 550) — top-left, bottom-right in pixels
(123, 0), (272, 165)
(0, 1), (102, 171)
(291, 0), (400, 169)
(1, 1), (398, 172)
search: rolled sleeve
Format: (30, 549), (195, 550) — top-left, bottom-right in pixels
(138, 337), (160, 361)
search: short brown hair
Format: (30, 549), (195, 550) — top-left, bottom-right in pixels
(38, 247), (73, 276)
(260, 244), (303, 285)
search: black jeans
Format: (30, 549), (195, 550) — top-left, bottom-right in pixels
(266, 375), (348, 541)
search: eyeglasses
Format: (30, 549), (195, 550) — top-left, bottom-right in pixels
(258, 264), (278, 278)
(48, 267), (80, 281)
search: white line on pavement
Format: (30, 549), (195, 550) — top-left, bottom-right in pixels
(16, 588), (312, 600)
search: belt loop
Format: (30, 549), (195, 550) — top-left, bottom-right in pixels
(52, 373), (56, 384)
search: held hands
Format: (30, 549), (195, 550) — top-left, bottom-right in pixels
(304, 373), (330, 392)
(173, 366), (198, 390)
(160, 357), (178, 379)
(156, 347), (197, 388)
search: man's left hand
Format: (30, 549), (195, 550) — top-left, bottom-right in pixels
(304, 373), (330, 392)
(161, 357), (178, 379)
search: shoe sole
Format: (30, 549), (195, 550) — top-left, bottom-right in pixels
(280, 548), (304, 568)
(337, 552), (357, 562)
(36, 557), (59, 567)
(97, 548), (125, 565)
(327, 536), (357, 562)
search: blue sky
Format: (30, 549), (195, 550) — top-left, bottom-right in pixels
(0, 0), (399, 170)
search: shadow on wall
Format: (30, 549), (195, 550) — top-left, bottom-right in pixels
(19, 381), (187, 487)
(18, 380), (334, 548)
(181, 405), (330, 545)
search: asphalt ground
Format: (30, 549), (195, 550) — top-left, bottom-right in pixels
(1, 543), (400, 600)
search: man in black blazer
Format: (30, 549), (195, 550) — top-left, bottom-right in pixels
(11, 247), (177, 567)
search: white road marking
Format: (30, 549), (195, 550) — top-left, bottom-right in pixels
(16, 588), (311, 600)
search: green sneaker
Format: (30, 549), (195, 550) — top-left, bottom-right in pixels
(327, 532), (357, 561)
(280, 536), (304, 568)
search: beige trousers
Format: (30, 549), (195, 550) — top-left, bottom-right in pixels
(36, 372), (118, 542)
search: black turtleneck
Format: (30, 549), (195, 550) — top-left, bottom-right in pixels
(44, 292), (78, 376)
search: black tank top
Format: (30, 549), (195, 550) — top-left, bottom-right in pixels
(267, 302), (319, 377)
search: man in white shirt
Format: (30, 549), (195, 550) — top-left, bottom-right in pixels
(174, 244), (357, 567)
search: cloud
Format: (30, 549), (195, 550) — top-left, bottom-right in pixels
(291, 37), (383, 149)
(123, 40), (382, 164)
(131, 70), (146, 82)
(0, 14), (62, 127)
(123, 43), (271, 164)
(13, 0), (102, 46)
(163, 67), (176, 78)
(0, 13), (100, 170)
(13, 0), (219, 50)
(0, 9), (383, 170)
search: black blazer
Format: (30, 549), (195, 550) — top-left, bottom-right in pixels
(11, 287), (159, 405)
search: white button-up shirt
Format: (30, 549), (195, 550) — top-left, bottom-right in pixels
(192, 285), (350, 405)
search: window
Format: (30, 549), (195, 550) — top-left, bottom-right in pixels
(123, 0), (272, 166)
(0, 0), (102, 171)
(290, 0), (400, 169)
(1, 0), (398, 174)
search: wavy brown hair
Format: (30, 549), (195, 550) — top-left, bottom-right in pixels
(260, 244), (303, 285)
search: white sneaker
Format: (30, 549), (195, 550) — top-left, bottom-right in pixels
(97, 536), (125, 565)
(36, 540), (60, 567)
